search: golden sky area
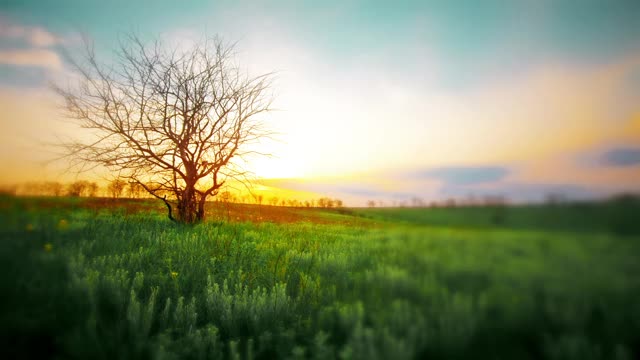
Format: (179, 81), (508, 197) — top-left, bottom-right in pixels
(1, 2), (640, 205)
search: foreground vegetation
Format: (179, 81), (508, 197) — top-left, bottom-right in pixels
(1, 196), (639, 359)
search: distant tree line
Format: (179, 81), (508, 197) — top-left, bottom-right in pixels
(366, 195), (510, 208)
(264, 196), (343, 208)
(8, 180), (147, 199)
(6, 180), (345, 208)
(218, 192), (344, 208)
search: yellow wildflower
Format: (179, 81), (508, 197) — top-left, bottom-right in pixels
(44, 243), (53, 252)
(171, 271), (179, 279)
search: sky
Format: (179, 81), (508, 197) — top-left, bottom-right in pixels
(1, 0), (639, 205)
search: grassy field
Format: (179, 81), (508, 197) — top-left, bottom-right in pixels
(1, 195), (639, 359)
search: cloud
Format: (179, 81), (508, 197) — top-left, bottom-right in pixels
(413, 166), (510, 185)
(438, 182), (597, 203)
(0, 21), (61, 47)
(28, 27), (59, 47)
(0, 49), (62, 69)
(601, 148), (640, 167)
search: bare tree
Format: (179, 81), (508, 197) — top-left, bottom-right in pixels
(108, 179), (127, 198)
(410, 196), (424, 207)
(39, 181), (64, 196)
(55, 34), (274, 223)
(87, 181), (99, 197)
(67, 180), (89, 197)
(127, 181), (144, 198)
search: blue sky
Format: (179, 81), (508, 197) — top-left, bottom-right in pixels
(4, 0), (640, 87)
(1, 0), (639, 204)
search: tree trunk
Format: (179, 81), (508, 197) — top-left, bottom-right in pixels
(177, 183), (199, 224)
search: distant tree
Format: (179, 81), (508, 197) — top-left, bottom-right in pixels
(20, 182), (40, 196)
(411, 197), (424, 207)
(482, 195), (507, 206)
(108, 179), (127, 198)
(51, 182), (64, 196)
(545, 193), (566, 205)
(54, 34), (274, 223)
(326, 198), (334, 208)
(217, 190), (234, 221)
(315, 197), (338, 209)
(0, 184), (17, 196)
(219, 191), (233, 203)
(40, 181), (64, 196)
(269, 197), (279, 206)
(366, 200), (376, 208)
(87, 182), (99, 197)
(67, 181), (89, 197)
(445, 198), (457, 207)
(127, 182), (143, 198)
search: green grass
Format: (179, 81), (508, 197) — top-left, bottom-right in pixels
(1, 195), (639, 359)
(353, 196), (640, 235)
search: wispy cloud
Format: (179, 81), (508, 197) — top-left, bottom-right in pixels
(412, 166), (510, 185)
(438, 182), (597, 203)
(0, 18), (80, 81)
(0, 20), (62, 47)
(601, 148), (640, 167)
(0, 49), (61, 69)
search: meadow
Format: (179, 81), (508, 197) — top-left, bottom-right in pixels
(1, 195), (639, 359)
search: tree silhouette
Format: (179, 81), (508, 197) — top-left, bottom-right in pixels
(127, 181), (144, 198)
(108, 179), (127, 198)
(67, 180), (89, 197)
(87, 182), (99, 197)
(42, 181), (64, 196)
(55, 35), (274, 223)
